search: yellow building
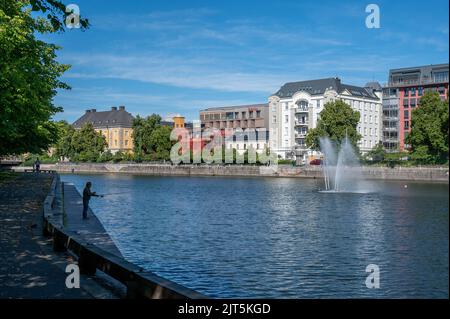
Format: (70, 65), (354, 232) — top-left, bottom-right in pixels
(173, 115), (185, 128)
(73, 106), (134, 154)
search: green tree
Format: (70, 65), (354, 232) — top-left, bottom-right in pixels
(0, 0), (88, 155)
(365, 141), (385, 163)
(305, 100), (361, 151)
(406, 92), (449, 164)
(149, 125), (172, 160)
(132, 114), (162, 155)
(54, 120), (75, 159)
(70, 123), (107, 162)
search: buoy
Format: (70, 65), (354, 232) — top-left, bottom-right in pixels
(404, 185), (408, 188)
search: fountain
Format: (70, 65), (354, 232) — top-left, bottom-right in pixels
(319, 136), (372, 193)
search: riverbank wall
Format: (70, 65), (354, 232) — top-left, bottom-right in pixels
(15, 163), (449, 182)
(42, 172), (206, 299)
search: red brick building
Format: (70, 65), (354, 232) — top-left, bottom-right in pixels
(382, 63), (449, 152)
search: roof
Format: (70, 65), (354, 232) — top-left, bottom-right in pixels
(272, 77), (380, 100)
(200, 103), (269, 112)
(73, 107), (135, 128)
(389, 63), (449, 74)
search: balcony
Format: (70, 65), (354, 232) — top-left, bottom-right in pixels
(295, 132), (307, 139)
(295, 119), (309, 126)
(389, 76), (449, 87)
(295, 107), (309, 114)
(383, 127), (398, 132)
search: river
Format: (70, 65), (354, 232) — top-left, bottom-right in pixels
(61, 173), (449, 298)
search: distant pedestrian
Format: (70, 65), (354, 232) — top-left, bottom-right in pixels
(34, 158), (41, 173)
(82, 182), (102, 219)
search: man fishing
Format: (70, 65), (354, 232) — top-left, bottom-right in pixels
(82, 182), (103, 219)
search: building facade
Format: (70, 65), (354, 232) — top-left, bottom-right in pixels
(382, 63), (449, 152)
(268, 78), (382, 162)
(73, 106), (135, 154)
(199, 104), (270, 153)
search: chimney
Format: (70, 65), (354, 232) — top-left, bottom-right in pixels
(91, 109), (96, 112)
(119, 105), (125, 111)
(86, 109), (91, 113)
(111, 106), (117, 111)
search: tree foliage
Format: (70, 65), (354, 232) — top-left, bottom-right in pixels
(305, 99), (362, 150)
(0, 0), (88, 155)
(132, 114), (173, 160)
(56, 123), (106, 161)
(406, 92), (449, 164)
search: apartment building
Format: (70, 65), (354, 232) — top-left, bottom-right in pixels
(382, 63), (449, 152)
(199, 104), (270, 153)
(268, 77), (382, 163)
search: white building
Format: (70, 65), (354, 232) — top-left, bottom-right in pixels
(268, 77), (382, 163)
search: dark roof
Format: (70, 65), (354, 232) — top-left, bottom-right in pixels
(364, 82), (383, 91)
(73, 107), (134, 128)
(272, 77), (379, 100)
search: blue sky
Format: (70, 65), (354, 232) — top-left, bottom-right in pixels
(45, 0), (449, 122)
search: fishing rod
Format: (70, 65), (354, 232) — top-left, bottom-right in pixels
(97, 191), (133, 197)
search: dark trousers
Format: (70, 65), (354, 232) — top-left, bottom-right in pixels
(82, 200), (89, 218)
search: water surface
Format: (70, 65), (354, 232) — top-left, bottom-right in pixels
(61, 174), (449, 298)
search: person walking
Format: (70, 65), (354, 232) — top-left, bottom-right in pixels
(82, 182), (102, 219)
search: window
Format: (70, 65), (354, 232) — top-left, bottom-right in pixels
(404, 88), (409, 97)
(272, 115), (276, 123)
(369, 115), (372, 123)
(410, 98), (416, 107)
(364, 115), (367, 123)
(404, 121), (409, 130)
(256, 110), (261, 117)
(284, 127), (288, 135)
(404, 110), (409, 119)
(370, 128), (373, 136)
(285, 103), (289, 110)
(364, 127), (367, 135)
(125, 140), (128, 146)
(375, 115), (378, 123)
(285, 115), (289, 123)
(403, 99), (409, 107)
(433, 71), (449, 83)
(316, 100), (320, 108)
(418, 87), (423, 96)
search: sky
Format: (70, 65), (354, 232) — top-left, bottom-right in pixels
(43, 0), (449, 123)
